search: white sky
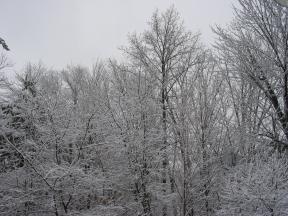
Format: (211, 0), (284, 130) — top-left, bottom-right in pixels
(0, 0), (235, 72)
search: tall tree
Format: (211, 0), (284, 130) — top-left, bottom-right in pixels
(214, 0), (288, 151)
(123, 6), (202, 215)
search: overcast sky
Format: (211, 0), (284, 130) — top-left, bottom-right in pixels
(1, 0), (235, 72)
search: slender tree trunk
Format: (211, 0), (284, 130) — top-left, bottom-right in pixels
(141, 110), (153, 216)
(161, 62), (168, 216)
(201, 130), (210, 216)
(53, 195), (59, 216)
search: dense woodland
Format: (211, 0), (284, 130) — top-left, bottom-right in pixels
(1, 0), (288, 215)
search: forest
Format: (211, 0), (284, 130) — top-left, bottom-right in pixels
(1, 0), (288, 215)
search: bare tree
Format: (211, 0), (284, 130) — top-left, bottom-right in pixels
(214, 0), (288, 151)
(123, 6), (202, 215)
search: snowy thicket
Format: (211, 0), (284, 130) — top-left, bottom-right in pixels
(219, 151), (288, 216)
(1, 1), (288, 215)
